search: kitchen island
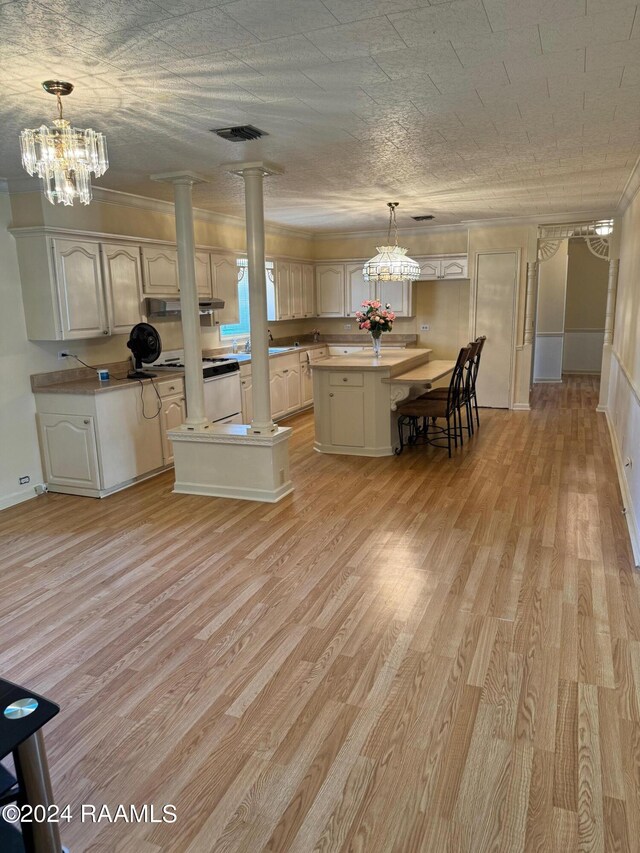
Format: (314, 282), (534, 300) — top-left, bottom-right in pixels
(312, 348), (453, 456)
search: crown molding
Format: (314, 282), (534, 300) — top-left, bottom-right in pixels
(617, 153), (640, 214)
(90, 187), (313, 240)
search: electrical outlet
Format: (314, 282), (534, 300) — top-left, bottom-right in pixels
(19, 475), (30, 485)
(57, 351), (69, 360)
(344, 323), (352, 330)
(421, 324), (431, 332)
(34, 484), (48, 495)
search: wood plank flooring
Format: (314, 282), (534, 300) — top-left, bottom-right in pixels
(1, 374), (638, 852)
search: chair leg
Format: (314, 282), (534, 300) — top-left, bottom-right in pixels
(396, 416), (405, 455)
(474, 394), (480, 428)
(446, 415), (452, 457)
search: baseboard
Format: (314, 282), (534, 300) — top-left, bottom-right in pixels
(0, 487), (41, 512)
(511, 403), (531, 411)
(604, 409), (640, 567)
(172, 480), (294, 503)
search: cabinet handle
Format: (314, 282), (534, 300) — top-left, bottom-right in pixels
(83, 419), (90, 425)
(342, 377), (348, 382)
(283, 369), (289, 373)
(103, 329), (109, 335)
(329, 393), (334, 397)
(169, 385), (175, 391)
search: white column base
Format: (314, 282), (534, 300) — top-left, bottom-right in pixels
(168, 423), (293, 503)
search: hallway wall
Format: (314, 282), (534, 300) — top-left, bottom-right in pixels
(562, 238), (608, 373)
(607, 178), (640, 565)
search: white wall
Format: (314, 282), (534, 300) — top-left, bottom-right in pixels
(534, 239), (568, 381)
(605, 179), (640, 566)
(0, 192), (45, 508)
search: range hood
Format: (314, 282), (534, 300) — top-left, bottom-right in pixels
(145, 297), (225, 318)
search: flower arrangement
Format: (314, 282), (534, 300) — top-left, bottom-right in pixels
(355, 300), (396, 336)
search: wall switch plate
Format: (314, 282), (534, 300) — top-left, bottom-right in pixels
(344, 324), (352, 330)
(19, 475), (30, 485)
(421, 324), (431, 332)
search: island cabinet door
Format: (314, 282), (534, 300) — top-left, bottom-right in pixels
(329, 388), (366, 447)
(37, 413), (101, 489)
(315, 264), (345, 316)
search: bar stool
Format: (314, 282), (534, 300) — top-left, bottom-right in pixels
(469, 335), (486, 429)
(395, 346), (470, 457)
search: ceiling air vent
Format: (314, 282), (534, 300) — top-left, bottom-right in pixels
(212, 125), (268, 142)
(412, 215), (435, 222)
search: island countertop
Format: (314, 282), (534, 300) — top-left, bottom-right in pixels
(311, 348), (432, 375)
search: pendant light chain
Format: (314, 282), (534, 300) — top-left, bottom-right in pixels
(362, 201), (421, 283)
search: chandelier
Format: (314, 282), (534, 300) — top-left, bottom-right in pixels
(20, 81), (108, 206)
(362, 202), (421, 282)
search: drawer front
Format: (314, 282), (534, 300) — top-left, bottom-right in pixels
(329, 372), (364, 387)
(156, 377), (184, 398)
(239, 362), (252, 377)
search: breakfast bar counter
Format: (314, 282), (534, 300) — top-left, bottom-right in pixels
(312, 347), (435, 456)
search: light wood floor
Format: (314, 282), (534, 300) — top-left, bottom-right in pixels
(2, 375), (639, 852)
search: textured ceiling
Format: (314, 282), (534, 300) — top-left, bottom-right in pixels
(0, 0), (638, 231)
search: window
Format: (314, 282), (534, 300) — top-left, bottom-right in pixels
(220, 259), (275, 338)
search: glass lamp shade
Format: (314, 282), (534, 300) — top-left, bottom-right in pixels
(20, 118), (108, 206)
(362, 245), (421, 282)
(594, 221), (613, 237)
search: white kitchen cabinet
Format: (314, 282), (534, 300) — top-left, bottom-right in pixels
(300, 360), (313, 407)
(53, 238), (109, 339)
(101, 243), (145, 335)
(269, 353), (302, 419)
(346, 263), (374, 316)
(211, 253), (240, 325)
(35, 382), (168, 497)
(37, 413), (101, 490)
(378, 280), (412, 317)
(290, 263), (303, 318)
(270, 369), (287, 420)
(329, 387), (366, 447)
(416, 255), (468, 280)
(141, 246), (180, 295)
(241, 374), (253, 423)
(195, 252), (213, 300)
(316, 264), (345, 317)
(274, 260), (291, 320)
(302, 264), (315, 317)
(160, 393), (186, 465)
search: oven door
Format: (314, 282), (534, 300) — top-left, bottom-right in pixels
(203, 373), (242, 423)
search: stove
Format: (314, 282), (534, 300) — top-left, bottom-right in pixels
(152, 349), (243, 424)
(153, 350), (239, 379)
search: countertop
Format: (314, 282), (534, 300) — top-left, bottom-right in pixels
(32, 369), (184, 396)
(311, 348), (432, 374)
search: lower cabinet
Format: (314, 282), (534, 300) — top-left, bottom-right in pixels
(269, 354), (301, 420)
(35, 376), (184, 498)
(240, 372), (253, 423)
(300, 360), (313, 407)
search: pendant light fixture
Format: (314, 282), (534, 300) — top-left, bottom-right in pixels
(362, 202), (421, 282)
(20, 81), (108, 206)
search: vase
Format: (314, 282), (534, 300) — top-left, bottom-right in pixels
(370, 331), (383, 358)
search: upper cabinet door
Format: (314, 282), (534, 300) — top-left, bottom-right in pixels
(195, 252), (213, 299)
(418, 259), (441, 280)
(377, 280), (412, 317)
(101, 243), (144, 335)
(274, 261), (291, 320)
(141, 246), (179, 295)
(302, 264), (315, 317)
(440, 257), (468, 279)
(315, 264), (345, 317)
(52, 238), (108, 339)
(345, 263), (374, 316)
(289, 263), (303, 318)
(211, 253), (240, 325)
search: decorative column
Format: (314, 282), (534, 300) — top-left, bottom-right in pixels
(226, 161), (282, 435)
(151, 171), (208, 428)
(597, 257), (620, 412)
(604, 258), (619, 346)
(524, 260), (538, 346)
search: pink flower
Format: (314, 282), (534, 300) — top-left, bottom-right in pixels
(363, 320), (371, 329)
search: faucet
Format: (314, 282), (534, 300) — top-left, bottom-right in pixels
(312, 328), (320, 343)
(268, 328), (274, 342)
(244, 339), (251, 353)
